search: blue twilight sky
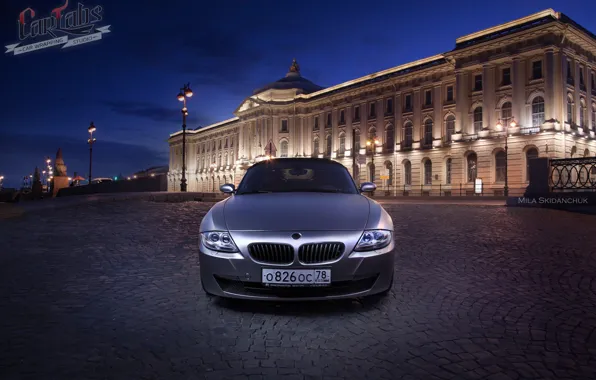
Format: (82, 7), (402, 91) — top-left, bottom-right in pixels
(0, 0), (594, 188)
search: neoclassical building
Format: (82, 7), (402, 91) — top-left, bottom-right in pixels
(168, 9), (596, 195)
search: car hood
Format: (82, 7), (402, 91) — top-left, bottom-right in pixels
(223, 192), (370, 231)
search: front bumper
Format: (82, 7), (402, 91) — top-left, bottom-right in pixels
(198, 230), (395, 301)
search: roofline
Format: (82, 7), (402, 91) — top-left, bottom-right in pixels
(169, 117), (239, 138)
(249, 157), (342, 167)
(455, 9), (559, 45)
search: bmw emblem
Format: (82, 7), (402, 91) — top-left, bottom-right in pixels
(291, 233), (302, 240)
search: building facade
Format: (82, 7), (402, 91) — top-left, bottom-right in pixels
(168, 9), (596, 195)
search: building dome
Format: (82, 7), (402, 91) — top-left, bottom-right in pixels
(253, 59), (324, 95)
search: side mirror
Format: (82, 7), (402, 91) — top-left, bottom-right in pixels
(220, 183), (235, 194)
(360, 182), (376, 193)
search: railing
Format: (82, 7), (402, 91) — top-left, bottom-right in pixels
(365, 184), (527, 197)
(549, 157), (596, 191)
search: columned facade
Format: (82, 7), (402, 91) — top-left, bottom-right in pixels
(169, 9), (596, 195)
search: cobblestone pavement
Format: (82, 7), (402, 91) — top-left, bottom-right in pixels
(1, 200), (596, 380)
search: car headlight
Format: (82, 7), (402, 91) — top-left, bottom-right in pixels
(354, 229), (392, 251)
(200, 231), (239, 252)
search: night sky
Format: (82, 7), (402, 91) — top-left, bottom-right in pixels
(0, 0), (594, 188)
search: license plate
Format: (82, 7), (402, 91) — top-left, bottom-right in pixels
(261, 269), (331, 286)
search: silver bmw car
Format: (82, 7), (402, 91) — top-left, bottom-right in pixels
(199, 158), (395, 301)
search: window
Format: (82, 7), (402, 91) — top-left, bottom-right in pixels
(386, 162), (393, 186)
(404, 161), (412, 185)
(424, 90), (432, 106)
(446, 86), (454, 102)
(369, 103), (376, 118)
(354, 106), (360, 121)
(403, 122), (413, 148)
(501, 102), (512, 127)
(354, 129), (360, 152)
(236, 159), (359, 195)
(326, 135), (332, 155)
(532, 97), (545, 128)
(592, 104), (596, 131)
(313, 138), (319, 155)
(567, 95), (574, 123)
(339, 110), (345, 124)
(445, 115), (455, 142)
(473, 107), (483, 133)
(580, 67), (585, 88)
(474, 75), (482, 91)
(224, 153), (228, 166)
(314, 116), (319, 130)
(217, 154), (222, 167)
(495, 151), (506, 182)
(280, 119), (288, 132)
(567, 61), (574, 84)
(467, 153), (477, 182)
(424, 160), (432, 185)
(526, 148), (538, 182)
(280, 140), (288, 157)
(225, 138), (229, 148)
(424, 119), (433, 146)
(326, 113), (331, 127)
(386, 98), (393, 114)
(502, 68), (511, 86)
(592, 73), (596, 94)
(219, 140), (222, 149)
(369, 163), (375, 183)
(338, 134), (346, 155)
(404, 94), (412, 111)
(532, 61), (542, 80)
(202, 144), (205, 153)
(212, 154), (215, 164)
(385, 125), (394, 151)
(445, 158), (452, 185)
(212, 141), (215, 150)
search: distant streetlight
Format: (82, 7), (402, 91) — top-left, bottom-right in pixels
(365, 134), (381, 182)
(495, 117), (517, 197)
(177, 83), (193, 192)
(88, 122), (97, 184)
(0, 175), (4, 190)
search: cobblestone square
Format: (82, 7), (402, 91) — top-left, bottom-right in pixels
(1, 200), (596, 379)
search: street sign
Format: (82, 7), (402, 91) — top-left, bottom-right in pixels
(357, 155), (367, 165)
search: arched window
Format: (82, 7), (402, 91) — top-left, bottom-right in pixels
(424, 160), (432, 185)
(212, 154), (216, 165)
(326, 135), (332, 156)
(424, 119), (433, 146)
(369, 163), (375, 183)
(445, 158), (452, 185)
(495, 151), (506, 182)
(404, 160), (412, 185)
(467, 153), (477, 182)
(403, 122), (413, 148)
(224, 152), (228, 166)
(567, 95), (574, 123)
(473, 107), (483, 133)
(526, 148), (538, 182)
(580, 98), (587, 127)
(385, 162), (393, 186)
(445, 115), (455, 142)
(280, 140), (288, 157)
(385, 125), (394, 151)
(532, 97), (545, 128)
(338, 133), (346, 156)
(584, 149), (590, 157)
(217, 154), (222, 167)
(501, 102), (512, 127)
(313, 138), (319, 155)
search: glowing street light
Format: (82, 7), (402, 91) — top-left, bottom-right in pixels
(495, 117), (517, 197)
(177, 83), (193, 192)
(88, 122), (97, 184)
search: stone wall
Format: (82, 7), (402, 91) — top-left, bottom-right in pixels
(57, 175), (167, 197)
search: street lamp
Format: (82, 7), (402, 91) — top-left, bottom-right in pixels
(496, 118), (517, 197)
(177, 83), (193, 192)
(365, 134), (381, 182)
(0, 175), (4, 190)
(88, 122), (97, 184)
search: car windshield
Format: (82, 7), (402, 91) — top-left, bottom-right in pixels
(236, 159), (359, 195)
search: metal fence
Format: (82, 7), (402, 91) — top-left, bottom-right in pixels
(366, 184), (526, 197)
(550, 157), (596, 192)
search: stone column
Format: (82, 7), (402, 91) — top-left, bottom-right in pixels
(483, 64), (496, 129)
(545, 49), (556, 121)
(433, 84), (442, 138)
(455, 70), (467, 133)
(574, 59), (581, 124)
(395, 93), (402, 143)
(413, 88), (421, 140)
(511, 57), (525, 126)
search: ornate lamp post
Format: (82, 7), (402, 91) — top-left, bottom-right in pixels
(365, 134), (381, 182)
(496, 118), (517, 197)
(87, 122), (97, 184)
(177, 83), (193, 192)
